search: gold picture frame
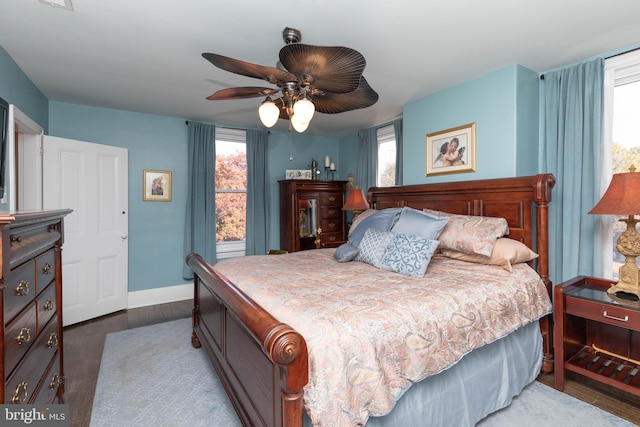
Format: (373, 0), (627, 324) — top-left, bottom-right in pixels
(426, 123), (476, 176)
(143, 169), (172, 202)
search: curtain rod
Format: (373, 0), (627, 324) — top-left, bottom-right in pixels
(540, 46), (640, 80)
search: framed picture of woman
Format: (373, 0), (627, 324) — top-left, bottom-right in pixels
(143, 169), (172, 201)
(426, 123), (476, 176)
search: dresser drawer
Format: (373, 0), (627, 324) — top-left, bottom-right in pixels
(5, 302), (38, 377)
(36, 249), (56, 290)
(320, 232), (343, 247)
(4, 261), (36, 323)
(33, 354), (61, 404)
(37, 283), (57, 330)
(320, 218), (342, 234)
(320, 192), (342, 207)
(565, 297), (640, 331)
(5, 317), (58, 404)
(320, 205), (341, 219)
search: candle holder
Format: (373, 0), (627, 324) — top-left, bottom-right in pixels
(325, 166), (331, 180)
(330, 170), (336, 180)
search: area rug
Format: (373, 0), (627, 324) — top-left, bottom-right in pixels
(90, 318), (634, 427)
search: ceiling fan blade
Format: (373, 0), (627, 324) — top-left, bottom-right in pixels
(279, 44), (366, 94)
(202, 53), (297, 86)
(206, 87), (280, 101)
(311, 77), (379, 114)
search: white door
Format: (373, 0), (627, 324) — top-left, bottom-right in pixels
(43, 136), (128, 326)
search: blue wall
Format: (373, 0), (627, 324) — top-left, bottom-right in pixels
(402, 65), (539, 184)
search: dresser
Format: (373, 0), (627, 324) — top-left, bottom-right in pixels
(1, 209), (71, 404)
(279, 180), (347, 252)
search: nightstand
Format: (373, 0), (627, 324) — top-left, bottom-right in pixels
(554, 276), (640, 397)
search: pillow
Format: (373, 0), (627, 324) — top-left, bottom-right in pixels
(391, 207), (449, 240)
(355, 228), (395, 268)
(380, 233), (439, 277)
(349, 208), (402, 247)
(348, 209), (378, 237)
(440, 237), (538, 272)
(422, 208), (509, 257)
(333, 242), (360, 263)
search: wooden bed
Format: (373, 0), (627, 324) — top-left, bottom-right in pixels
(186, 173), (555, 427)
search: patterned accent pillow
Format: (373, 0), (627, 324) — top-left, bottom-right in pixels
(422, 208), (509, 257)
(440, 237), (538, 272)
(356, 228), (395, 268)
(380, 233), (439, 277)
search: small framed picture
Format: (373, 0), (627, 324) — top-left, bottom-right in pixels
(426, 123), (476, 176)
(143, 169), (172, 202)
(285, 170), (312, 180)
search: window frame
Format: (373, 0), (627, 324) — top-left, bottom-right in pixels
(215, 127), (247, 258)
(376, 124), (397, 187)
(601, 49), (640, 278)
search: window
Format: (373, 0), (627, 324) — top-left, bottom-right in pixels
(376, 125), (396, 187)
(603, 51), (640, 279)
(215, 128), (247, 259)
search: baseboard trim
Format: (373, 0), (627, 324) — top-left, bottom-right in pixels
(128, 283), (193, 309)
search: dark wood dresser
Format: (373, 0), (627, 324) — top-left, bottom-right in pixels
(1, 209), (71, 404)
(279, 180), (347, 252)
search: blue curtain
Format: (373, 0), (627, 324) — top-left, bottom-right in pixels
(245, 129), (270, 255)
(356, 127), (378, 191)
(183, 122), (217, 279)
(540, 58), (604, 284)
(393, 118), (403, 185)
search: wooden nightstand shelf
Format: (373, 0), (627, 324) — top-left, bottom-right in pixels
(554, 276), (640, 397)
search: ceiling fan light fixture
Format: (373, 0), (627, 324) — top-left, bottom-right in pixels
(291, 114), (310, 133)
(293, 96), (315, 124)
(258, 97), (279, 128)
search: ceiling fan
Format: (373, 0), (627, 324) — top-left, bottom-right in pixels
(202, 27), (379, 132)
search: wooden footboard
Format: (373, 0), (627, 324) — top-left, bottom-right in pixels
(187, 253), (308, 427)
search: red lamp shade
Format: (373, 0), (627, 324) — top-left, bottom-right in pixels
(342, 189), (370, 213)
(589, 171), (640, 215)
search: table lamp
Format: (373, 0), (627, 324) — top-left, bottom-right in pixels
(589, 166), (640, 299)
(342, 188), (370, 216)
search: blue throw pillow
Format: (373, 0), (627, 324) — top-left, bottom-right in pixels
(355, 228), (395, 268)
(334, 242), (360, 263)
(380, 233), (439, 277)
(391, 207), (449, 240)
(349, 208), (402, 247)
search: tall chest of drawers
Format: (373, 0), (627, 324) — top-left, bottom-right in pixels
(279, 180), (347, 252)
(1, 209), (71, 404)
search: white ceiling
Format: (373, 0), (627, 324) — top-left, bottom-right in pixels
(2, 0), (640, 137)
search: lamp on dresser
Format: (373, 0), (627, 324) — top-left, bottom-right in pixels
(589, 166), (640, 299)
(342, 188), (370, 217)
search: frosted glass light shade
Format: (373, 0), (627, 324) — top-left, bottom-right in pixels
(293, 98), (315, 124)
(258, 99), (279, 128)
(291, 114), (310, 133)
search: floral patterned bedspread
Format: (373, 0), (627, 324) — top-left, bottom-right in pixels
(213, 249), (552, 427)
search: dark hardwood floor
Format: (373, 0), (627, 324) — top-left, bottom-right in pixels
(63, 300), (640, 427)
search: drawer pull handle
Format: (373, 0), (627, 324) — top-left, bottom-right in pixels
(10, 235), (22, 243)
(328, 196), (336, 202)
(49, 373), (60, 390)
(17, 328), (31, 345)
(42, 262), (53, 275)
(43, 299), (54, 311)
(16, 280), (30, 296)
(47, 332), (58, 348)
(603, 311), (629, 322)
(328, 209), (336, 215)
(11, 381), (28, 404)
